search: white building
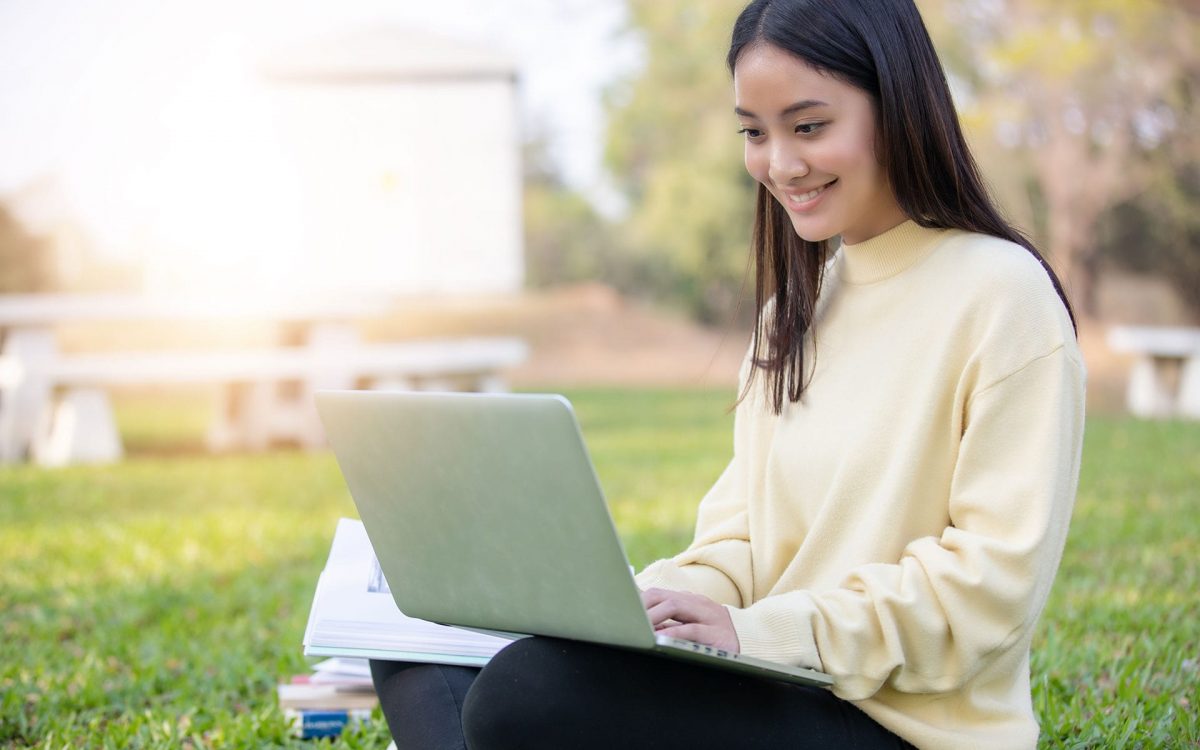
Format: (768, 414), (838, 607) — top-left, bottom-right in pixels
(259, 27), (524, 298)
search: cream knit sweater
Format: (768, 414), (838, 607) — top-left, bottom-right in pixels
(636, 221), (1085, 750)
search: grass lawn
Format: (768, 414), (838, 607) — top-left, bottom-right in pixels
(1, 388), (1197, 748)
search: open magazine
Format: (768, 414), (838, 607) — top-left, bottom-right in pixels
(302, 518), (516, 666)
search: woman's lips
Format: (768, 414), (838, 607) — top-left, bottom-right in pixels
(782, 179), (837, 211)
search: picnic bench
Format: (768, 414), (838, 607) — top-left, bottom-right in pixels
(1107, 325), (1200, 419)
(0, 294), (528, 466)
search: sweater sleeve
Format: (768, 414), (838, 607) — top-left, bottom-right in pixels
(725, 344), (1086, 699)
(634, 351), (763, 608)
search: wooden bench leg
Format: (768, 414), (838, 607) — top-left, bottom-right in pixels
(1180, 356), (1200, 419)
(1126, 356), (1176, 418)
(209, 381), (277, 452)
(0, 329), (57, 464)
(33, 388), (124, 467)
(293, 325), (360, 449)
(272, 379), (333, 450)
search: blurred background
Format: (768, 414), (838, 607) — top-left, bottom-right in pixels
(2, 2), (1198, 746)
(1, 0), (1197, 426)
(0, 0), (1195, 463)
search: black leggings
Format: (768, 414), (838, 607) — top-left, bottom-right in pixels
(370, 637), (914, 750)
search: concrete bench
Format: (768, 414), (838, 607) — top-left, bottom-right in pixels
(1107, 325), (1200, 419)
(1, 335), (528, 466)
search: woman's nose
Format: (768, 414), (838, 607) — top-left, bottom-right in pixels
(768, 146), (809, 185)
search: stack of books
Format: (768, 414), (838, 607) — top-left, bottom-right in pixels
(288, 518), (518, 739)
(278, 657), (377, 739)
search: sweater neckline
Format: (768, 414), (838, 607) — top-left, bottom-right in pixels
(837, 220), (950, 284)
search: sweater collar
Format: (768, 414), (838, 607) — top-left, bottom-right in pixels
(836, 220), (949, 284)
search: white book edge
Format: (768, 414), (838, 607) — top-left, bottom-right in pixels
(302, 518), (517, 666)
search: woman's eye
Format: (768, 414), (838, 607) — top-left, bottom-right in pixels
(737, 127), (764, 140)
(796, 122), (825, 135)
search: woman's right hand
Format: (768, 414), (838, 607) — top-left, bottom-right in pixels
(640, 587), (741, 654)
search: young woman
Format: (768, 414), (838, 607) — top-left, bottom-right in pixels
(370, 1), (1085, 748)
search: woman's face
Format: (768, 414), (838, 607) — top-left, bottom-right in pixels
(734, 44), (906, 245)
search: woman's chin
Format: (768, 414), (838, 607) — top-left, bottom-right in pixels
(787, 220), (837, 244)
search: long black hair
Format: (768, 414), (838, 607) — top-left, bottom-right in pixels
(729, 0), (1076, 413)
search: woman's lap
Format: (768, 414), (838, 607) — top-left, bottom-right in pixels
(370, 659), (480, 750)
(371, 638), (912, 750)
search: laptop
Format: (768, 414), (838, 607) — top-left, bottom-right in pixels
(314, 390), (832, 688)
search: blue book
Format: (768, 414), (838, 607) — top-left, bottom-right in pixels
(285, 708), (371, 739)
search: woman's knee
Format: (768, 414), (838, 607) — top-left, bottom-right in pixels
(461, 638), (593, 749)
(373, 662), (478, 750)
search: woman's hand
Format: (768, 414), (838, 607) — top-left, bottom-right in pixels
(640, 587), (741, 654)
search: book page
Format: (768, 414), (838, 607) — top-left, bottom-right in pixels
(303, 518), (516, 664)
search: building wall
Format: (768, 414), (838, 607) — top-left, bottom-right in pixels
(265, 76), (523, 297)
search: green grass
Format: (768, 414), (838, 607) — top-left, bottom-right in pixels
(1034, 418), (1200, 748)
(1, 389), (1197, 748)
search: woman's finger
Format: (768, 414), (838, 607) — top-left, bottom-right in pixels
(645, 599), (681, 626)
(656, 622), (710, 643)
(639, 587), (676, 608)
(645, 590), (720, 627)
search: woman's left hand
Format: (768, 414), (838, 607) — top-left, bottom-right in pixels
(640, 587), (741, 654)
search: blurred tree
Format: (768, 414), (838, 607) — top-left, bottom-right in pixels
(604, 0), (754, 323)
(1090, 1), (1200, 321)
(0, 202), (56, 292)
(930, 0), (1199, 317)
(522, 137), (625, 288)
(1096, 161), (1200, 321)
(601, 0), (1198, 322)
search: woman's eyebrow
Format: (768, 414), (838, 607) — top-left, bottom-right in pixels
(734, 99), (829, 119)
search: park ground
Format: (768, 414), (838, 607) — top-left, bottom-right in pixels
(3, 283), (1198, 748)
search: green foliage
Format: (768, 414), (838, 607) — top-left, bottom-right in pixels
(930, 0), (1199, 315)
(2, 390), (1198, 747)
(1090, 40), (1200, 320)
(523, 181), (614, 288)
(604, 0), (755, 322)
(1095, 161), (1200, 321)
(522, 139), (624, 289)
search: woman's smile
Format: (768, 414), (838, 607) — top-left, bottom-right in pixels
(780, 178), (838, 211)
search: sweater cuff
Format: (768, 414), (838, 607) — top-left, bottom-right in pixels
(724, 593), (823, 671)
(635, 559), (743, 607)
